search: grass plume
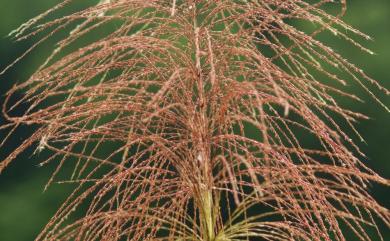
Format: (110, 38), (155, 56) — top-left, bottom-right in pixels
(1, 0), (389, 240)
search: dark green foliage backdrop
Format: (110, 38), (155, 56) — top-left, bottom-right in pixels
(0, 0), (388, 240)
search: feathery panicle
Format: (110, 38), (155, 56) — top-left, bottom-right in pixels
(1, 1), (389, 240)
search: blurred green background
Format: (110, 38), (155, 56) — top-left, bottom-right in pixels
(0, 0), (388, 240)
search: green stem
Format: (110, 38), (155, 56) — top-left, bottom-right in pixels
(201, 189), (215, 241)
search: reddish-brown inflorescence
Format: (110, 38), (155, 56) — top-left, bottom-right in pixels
(1, 1), (389, 240)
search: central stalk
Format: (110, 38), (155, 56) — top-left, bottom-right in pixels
(201, 188), (215, 241)
(193, 6), (216, 240)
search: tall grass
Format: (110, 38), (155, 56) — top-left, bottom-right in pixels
(1, 1), (389, 240)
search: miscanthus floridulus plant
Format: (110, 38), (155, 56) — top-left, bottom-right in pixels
(1, 0), (389, 240)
